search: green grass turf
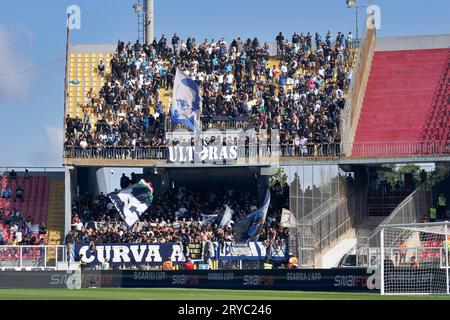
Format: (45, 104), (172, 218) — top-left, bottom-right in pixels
(0, 288), (449, 300)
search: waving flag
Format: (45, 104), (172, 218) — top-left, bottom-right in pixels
(280, 208), (297, 228)
(220, 204), (234, 227)
(201, 214), (218, 224)
(171, 68), (202, 131)
(233, 190), (271, 242)
(108, 179), (154, 229)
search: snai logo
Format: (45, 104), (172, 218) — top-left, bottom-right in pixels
(243, 275), (275, 286)
(333, 268), (380, 290)
(172, 275), (200, 285)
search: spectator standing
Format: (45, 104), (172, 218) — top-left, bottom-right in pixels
(98, 60), (106, 76)
(287, 254), (299, 269)
(183, 258), (195, 270)
(419, 169), (427, 184)
(1, 185), (11, 199)
(131, 172), (137, 184)
(437, 193), (447, 220)
(276, 32), (285, 56)
(162, 258), (174, 271)
(9, 170), (17, 181)
(15, 186), (24, 202)
(172, 33), (180, 53)
(429, 204), (437, 222)
(397, 239), (407, 265)
(120, 174), (131, 189)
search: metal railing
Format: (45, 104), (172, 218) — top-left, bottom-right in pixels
(0, 245), (67, 269)
(297, 186), (367, 268)
(64, 140), (450, 161)
(167, 119), (256, 132)
(353, 183), (431, 266)
(351, 141), (450, 157)
(0, 167), (64, 173)
(64, 146), (168, 160)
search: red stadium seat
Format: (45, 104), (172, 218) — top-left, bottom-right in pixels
(352, 48), (450, 157)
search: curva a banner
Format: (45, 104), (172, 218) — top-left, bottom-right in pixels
(75, 243), (186, 265)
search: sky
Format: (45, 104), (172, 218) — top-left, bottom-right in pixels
(0, 0), (449, 168)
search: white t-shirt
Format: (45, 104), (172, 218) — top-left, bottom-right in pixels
(15, 231), (22, 243)
(225, 94), (233, 102)
(300, 137), (308, 146)
(74, 222), (83, 231)
(246, 101), (253, 112)
(80, 140), (88, 149)
(318, 68), (325, 78)
(226, 74), (234, 84)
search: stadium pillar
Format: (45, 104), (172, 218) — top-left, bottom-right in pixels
(145, 0), (154, 44)
(380, 227), (384, 295)
(445, 224), (449, 294)
(64, 166), (74, 237)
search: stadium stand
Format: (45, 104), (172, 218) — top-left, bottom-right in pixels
(0, 171), (67, 246)
(67, 180), (289, 250)
(0, 175), (49, 225)
(64, 31), (356, 159)
(352, 48), (450, 157)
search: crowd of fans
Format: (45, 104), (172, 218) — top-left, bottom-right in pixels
(65, 178), (290, 260)
(0, 170), (48, 246)
(64, 31), (354, 158)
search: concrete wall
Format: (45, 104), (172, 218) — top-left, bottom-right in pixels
(376, 34), (450, 51)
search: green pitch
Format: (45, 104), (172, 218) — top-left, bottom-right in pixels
(0, 288), (449, 300)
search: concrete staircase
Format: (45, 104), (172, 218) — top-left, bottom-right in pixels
(46, 179), (65, 245)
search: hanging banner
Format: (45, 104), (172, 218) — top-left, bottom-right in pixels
(75, 243), (186, 265)
(216, 242), (288, 261)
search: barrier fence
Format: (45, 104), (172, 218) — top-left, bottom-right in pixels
(0, 269), (379, 292)
(353, 183), (431, 267)
(64, 141), (450, 161)
(0, 245), (67, 269)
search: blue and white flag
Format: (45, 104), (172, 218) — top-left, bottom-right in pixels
(108, 179), (154, 229)
(69, 80), (80, 85)
(220, 204), (234, 227)
(201, 214), (218, 224)
(233, 190), (271, 242)
(171, 68), (202, 131)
